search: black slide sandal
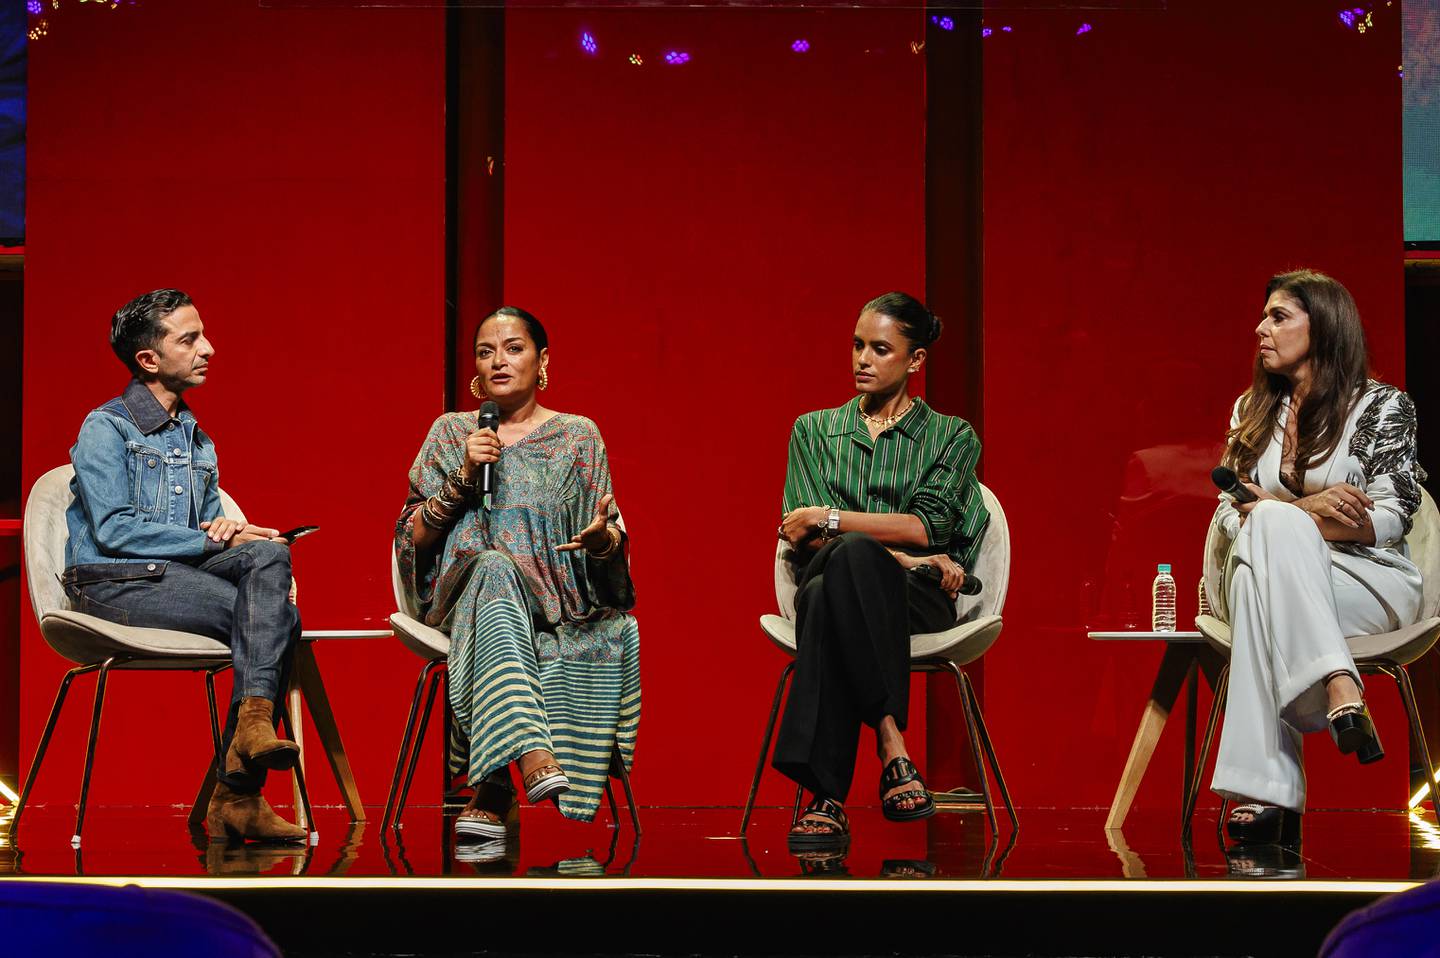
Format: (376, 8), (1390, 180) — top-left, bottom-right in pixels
(879, 756), (936, 822)
(787, 797), (850, 851)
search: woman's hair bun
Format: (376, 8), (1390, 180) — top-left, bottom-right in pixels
(861, 291), (941, 350)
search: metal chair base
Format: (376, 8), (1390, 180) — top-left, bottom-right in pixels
(739, 657), (1019, 837)
(382, 658), (642, 835)
(12, 657), (315, 847)
(1182, 659), (1440, 838)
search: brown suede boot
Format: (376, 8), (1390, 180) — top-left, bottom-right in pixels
(225, 696), (301, 776)
(205, 782), (308, 844)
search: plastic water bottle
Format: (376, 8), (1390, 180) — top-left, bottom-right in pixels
(1152, 563), (1177, 632)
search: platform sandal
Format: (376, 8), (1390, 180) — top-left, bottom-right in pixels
(523, 763), (571, 805)
(1328, 701), (1384, 765)
(454, 778), (518, 843)
(787, 796), (850, 851)
(1225, 803), (1301, 846)
(879, 756), (936, 822)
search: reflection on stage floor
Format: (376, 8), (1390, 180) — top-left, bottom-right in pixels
(2, 803), (1437, 882)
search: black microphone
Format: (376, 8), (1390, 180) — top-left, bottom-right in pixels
(478, 401), (500, 499)
(910, 562), (983, 596)
(1211, 466), (1258, 503)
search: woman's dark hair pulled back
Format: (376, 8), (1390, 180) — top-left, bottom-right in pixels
(862, 292), (942, 350)
(476, 305), (548, 351)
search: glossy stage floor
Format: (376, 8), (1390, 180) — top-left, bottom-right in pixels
(2, 800), (1437, 957)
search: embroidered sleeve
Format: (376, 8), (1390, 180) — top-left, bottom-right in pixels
(1351, 385), (1426, 548)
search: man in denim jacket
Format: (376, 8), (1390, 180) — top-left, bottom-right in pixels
(64, 288), (306, 843)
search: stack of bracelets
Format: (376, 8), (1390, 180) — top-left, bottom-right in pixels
(421, 468), (623, 560)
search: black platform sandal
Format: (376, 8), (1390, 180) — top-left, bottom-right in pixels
(1328, 702), (1384, 765)
(1225, 803), (1302, 846)
(787, 797), (850, 851)
(879, 756), (936, 823)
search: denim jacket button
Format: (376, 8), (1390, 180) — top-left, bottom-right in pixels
(174, 485), (184, 494)
(147, 459), (157, 468)
(172, 448), (183, 456)
(146, 563), (157, 572)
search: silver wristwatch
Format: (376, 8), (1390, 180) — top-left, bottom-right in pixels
(825, 507), (841, 539)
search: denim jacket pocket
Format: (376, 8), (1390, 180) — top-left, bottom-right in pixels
(64, 561), (170, 586)
(125, 441), (166, 516)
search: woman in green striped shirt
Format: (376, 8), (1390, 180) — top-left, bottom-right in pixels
(773, 292), (989, 850)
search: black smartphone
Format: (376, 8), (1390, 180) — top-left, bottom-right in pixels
(277, 525), (319, 543)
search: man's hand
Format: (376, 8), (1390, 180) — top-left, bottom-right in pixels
(202, 519), (285, 548)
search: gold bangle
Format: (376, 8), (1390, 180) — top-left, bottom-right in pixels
(588, 524), (622, 560)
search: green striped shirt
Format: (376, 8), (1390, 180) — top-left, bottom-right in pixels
(782, 397), (990, 571)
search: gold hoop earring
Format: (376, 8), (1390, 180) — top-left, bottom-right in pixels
(470, 376), (484, 399)
(538, 368), (549, 391)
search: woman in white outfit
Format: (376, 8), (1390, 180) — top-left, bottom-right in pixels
(1211, 269), (1426, 846)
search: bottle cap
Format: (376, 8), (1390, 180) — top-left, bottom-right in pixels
(1157, 563), (1172, 573)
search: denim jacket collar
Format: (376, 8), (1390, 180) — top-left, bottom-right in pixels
(120, 378), (192, 435)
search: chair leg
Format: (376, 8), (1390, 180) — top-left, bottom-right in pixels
(740, 661), (794, 834)
(1182, 664), (1229, 837)
(278, 705), (317, 843)
(383, 659), (442, 829)
(959, 667), (1019, 832)
(612, 751), (642, 836)
(10, 663), (97, 841)
(791, 783), (804, 828)
(945, 661), (997, 838)
(395, 665), (443, 829)
(604, 779), (620, 826)
(72, 657), (117, 847)
(1388, 663), (1440, 820)
(189, 666), (230, 826)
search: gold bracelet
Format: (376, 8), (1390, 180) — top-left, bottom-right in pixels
(588, 524), (622, 560)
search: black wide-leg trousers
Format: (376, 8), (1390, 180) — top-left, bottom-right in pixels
(771, 532), (956, 803)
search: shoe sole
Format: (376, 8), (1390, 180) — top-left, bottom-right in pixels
(525, 773), (570, 806)
(247, 744), (302, 771)
(455, 818), (508, 842)
(1332, 723), (1385, 764)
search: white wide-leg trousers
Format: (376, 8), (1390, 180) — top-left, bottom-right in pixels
(1211, 500), (1423, 812)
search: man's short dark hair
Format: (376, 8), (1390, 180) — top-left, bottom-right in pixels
(110, 289), (192, 376)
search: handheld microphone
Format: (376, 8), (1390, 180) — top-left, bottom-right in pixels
(910, 562), (984, 597)
(1211, 466), (1258, 504)
(478, 401), (500, 499)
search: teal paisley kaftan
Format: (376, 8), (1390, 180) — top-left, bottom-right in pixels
(395, 412), (640, 822)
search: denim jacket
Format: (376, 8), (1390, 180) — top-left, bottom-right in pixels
(65, 379), (225, 569)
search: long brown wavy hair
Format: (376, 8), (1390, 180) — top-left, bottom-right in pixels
(1222, 270), (1370, 481)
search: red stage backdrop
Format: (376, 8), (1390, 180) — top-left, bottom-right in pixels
(19, 0), (1409, 832)
(979, 0), (1408, 817)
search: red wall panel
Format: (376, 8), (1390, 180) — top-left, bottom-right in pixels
(21, 0), (445, 806)
(980, 2), (1407, 812)
(500, 8), (928, 810)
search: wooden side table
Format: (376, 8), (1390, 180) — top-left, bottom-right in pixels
(1090, 631), (1226, 829)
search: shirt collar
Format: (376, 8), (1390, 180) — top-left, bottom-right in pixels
(823, 396), (930, 438)
(121, 379), (190, 435)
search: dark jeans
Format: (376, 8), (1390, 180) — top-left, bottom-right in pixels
(772, 533), (956, 803)
(62, 539), (301, 793)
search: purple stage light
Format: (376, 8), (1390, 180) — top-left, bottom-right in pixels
(580, 31), (598, 55)
(930, 15), (955, 31)
(1077, 22), (1093, 35)
(26, 0), (42, 13)
(981, 27), (993, 38)
(1001, 25), (1013, 32)
(791, 38), (810, 53)
(664, 50), (690, 65)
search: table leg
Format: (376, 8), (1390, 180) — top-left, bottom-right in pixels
(294, 642), (366, 822)
(1104, 644), (1198, 830)
(1183, 661), (1198, 802)
(288, 685), (307, 830)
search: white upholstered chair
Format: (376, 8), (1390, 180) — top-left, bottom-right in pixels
(383, 549), (641, 833)
(739, 482), (1018, 837)
(1181, 488), (1440, 832)
(15, 464), (315, 846)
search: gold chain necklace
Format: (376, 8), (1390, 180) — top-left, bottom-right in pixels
(858, 398), (914, 428)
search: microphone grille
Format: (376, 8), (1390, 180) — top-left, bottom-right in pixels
(479, 400), (500, 426)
